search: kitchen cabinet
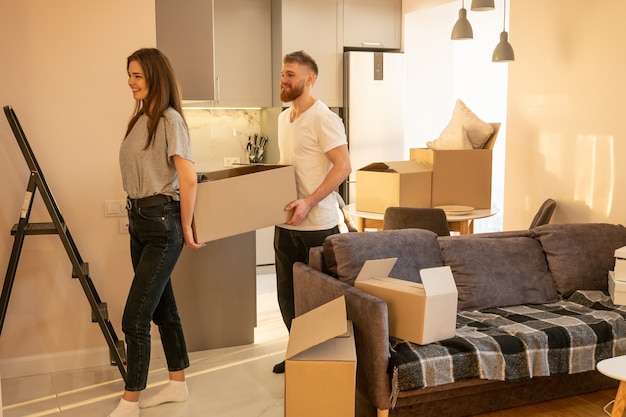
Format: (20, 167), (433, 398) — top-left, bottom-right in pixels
(256, 226), (275, 266)
(272, 0), (344, 107)
(156, 0), (272, 107)
(344, 0), (402, 50)
(172, 232), (256, 351)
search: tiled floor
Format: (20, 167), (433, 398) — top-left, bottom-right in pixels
(1, 270), (288, 417)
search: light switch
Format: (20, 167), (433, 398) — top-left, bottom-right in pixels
(105, 200), (127, 217)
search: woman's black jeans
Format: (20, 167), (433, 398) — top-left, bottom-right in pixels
(123, 200), (189, 391)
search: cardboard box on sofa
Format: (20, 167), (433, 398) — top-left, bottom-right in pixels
(354, 258), (458, 345)
(193, 164), (296, 243)
(409, 148), (492, 209)
(614, 246), (626, 281)
(609, 271), (626, 305)
(285, 296), (356, 417)
(356, 160), (432, 214)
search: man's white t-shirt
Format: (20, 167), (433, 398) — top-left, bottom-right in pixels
(277, 100), (347, 231)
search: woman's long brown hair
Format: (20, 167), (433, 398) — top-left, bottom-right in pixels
(125, 48), (186, 148)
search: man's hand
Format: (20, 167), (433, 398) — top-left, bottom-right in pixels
(285, 198), (313, 226)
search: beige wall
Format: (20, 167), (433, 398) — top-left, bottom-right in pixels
(0, 1), (155, 376)
(505, 0), (626, 228)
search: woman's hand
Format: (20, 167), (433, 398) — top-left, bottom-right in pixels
(173, 155), (205, 249)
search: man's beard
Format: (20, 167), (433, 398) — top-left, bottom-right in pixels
(279, 80), (305, 102)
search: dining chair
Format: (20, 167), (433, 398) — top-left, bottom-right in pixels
(382, 207), (451, 236)
(529, 198), (557, 229)
(335, 192), (358, 233)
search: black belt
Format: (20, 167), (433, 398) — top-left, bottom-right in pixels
(126, 194), (173, 209)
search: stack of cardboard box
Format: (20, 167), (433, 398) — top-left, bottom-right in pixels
(356, 148), (492, 214)
(609, 246), (626, 304)
(355, 123), (500, 214)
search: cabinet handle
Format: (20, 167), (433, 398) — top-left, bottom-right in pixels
(215, 77), (221, 104)
(361, 42), (384, 47)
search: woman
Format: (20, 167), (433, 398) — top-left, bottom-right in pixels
(109, 48), (204, 417)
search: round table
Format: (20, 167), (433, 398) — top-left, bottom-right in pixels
(343, 203), (498, 234)
(597, 356), (626, 417)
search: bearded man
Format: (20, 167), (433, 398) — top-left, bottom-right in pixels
(272, 50), (351, 374)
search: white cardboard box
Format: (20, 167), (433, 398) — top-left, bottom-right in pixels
(609, 270), (626, 305)
(354, 258), (458, 345)
(615, 246), (626, 281)
(285, 296), (356, 417)
(193, 164), (297, 243)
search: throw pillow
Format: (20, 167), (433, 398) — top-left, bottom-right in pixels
(322, 229), (444, 286)
(427, 125), (473, 150)
(530, 223), (626, 297)
(427, 99), (494, 150)
(440, 236), (559, 311)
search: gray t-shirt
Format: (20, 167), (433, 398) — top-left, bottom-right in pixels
(119, 108), (194, 200)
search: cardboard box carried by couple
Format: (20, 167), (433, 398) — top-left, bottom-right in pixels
(192, 164), (297, 243)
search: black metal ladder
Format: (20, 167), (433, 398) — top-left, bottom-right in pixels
(0, 105), (127, 381)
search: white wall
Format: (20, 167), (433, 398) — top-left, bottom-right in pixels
(403, 1), (508, 232)
(0, 1), (155, 377)
(504, 0), (626, 229)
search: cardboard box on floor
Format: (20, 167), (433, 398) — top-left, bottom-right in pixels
(354, 258), (458, 345)
(608, 271), (626, 305)
(285, 296), (356, 417)
(192, 164), (296, 243)
(410, 148), (492, 209)
(356, 160), (432, 214)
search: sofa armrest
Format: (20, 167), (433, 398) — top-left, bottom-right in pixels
(308, 246), (325, 273)
(293, 262), (392, 410)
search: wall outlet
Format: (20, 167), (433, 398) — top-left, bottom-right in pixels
(224, 156), (240, 167)
(119, 217), (129, 234)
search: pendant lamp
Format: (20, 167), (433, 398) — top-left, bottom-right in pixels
(492, 0), (515, 62)
(471, 0), (495, 11)
(451, 0), (473, 40)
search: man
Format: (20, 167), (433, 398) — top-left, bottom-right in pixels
(273, 50), (351, 373)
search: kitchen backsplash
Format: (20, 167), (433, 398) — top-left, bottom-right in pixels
(184, 108), (262, 172)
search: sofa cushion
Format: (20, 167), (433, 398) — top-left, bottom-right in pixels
(322, 229), (444, 286)
(530, 223), (626, 297)
(440, 236), (559, 311)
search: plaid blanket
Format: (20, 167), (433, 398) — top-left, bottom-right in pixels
(388, 291), (626, 407)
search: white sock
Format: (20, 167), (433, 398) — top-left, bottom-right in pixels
(108, 398), (139, 417)
(139, 380), (189, 409)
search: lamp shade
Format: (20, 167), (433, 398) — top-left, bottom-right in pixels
(492, 31), (515, 62)
(451, 8), (473, 40)
(471, 0), (495, 11)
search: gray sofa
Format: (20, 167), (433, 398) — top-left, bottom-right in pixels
(292, 223), (626, 417)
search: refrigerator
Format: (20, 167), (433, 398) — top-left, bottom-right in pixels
(343, 50), (405, 204)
